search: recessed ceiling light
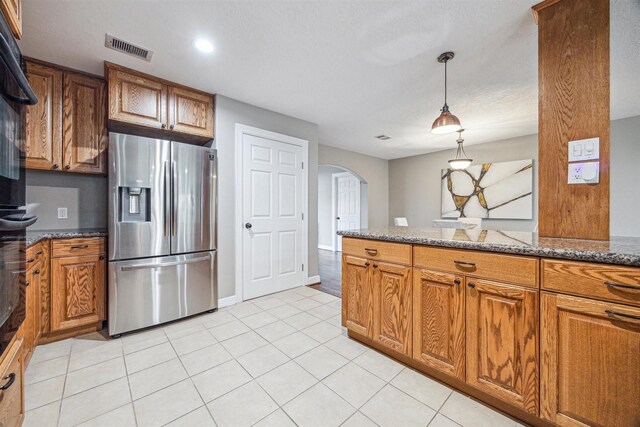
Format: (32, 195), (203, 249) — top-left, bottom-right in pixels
(194, 38), (214, 53)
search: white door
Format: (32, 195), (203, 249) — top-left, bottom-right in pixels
(335, 173), (360, 252)
(242, 133), (304, 299)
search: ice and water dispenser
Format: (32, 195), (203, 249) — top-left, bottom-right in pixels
(118, 186), (150, 222)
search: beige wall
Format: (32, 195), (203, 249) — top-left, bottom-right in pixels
(319, 144), (389, 228)
(215, 95), (320, 300)
(389, 115), (640, 237)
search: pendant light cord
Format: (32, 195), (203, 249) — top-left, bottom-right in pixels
(444, 59), (448, 106)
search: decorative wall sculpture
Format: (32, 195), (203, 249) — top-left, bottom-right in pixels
(441, 159), (533, 219)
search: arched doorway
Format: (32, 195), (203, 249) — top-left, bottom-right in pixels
(315, 164), (368, 296)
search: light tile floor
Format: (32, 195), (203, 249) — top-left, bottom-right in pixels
(24, 286), (524, 427)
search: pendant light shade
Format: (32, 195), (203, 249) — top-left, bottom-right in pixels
(448, 129), (472, 170)
(431, 52), (462, 135)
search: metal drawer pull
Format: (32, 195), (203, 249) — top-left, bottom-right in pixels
(373, 264), (378, 268)
(604, 281), (640, 291)
(454, 260), (476, 268)
(26, 257), (35, 263)
(468, 282), (476, 288)
(35, 250), (43, 256)
(0, 373), (15, 390)
(70, 245), (89, 249)
(454, 278), (461, 286)
(364, 248), (378, 256)
(121, 255), (211, 271)
(364, 261), (370, 267)
(605, 309), (640, 321)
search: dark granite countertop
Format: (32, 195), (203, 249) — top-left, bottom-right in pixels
(26, 228), (108, 248)
(337, 227), (640, 267)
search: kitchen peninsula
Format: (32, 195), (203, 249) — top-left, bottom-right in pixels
(338, 227), (640, 427)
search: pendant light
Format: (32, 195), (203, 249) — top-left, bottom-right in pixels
(448, 129), (472, 170)
(431, 52), (462, 135)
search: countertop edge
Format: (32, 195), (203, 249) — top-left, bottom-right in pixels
(337, 230), (640, 268)
(26, 230), (108, 248)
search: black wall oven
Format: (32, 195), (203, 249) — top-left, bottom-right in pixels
(0, 10), (37, 358)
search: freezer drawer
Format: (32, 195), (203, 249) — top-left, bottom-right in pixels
(108, 251), (217, 335)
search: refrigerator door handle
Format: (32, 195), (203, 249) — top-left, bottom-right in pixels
(172, 160), (177, 236)
(163, 161), (170, 237)
(120, 254), (211, 271)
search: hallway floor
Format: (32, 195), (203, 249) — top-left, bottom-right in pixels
(311, 249), (342, 297)
(22, 286), (522, 427)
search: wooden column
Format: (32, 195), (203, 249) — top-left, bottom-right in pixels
(533, 0), (610, 240)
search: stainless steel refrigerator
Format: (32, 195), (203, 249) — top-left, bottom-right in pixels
(108, 133), (217, 336)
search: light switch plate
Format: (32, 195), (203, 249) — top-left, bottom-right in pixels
(568, 137), (600, 162)
(57, 207), (68, 219)
(568, 162), (600, 185)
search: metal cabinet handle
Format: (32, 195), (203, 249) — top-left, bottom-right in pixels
(120, 254), (211, 271)
(161, 123), (167, 129)
(468, 282), (476, 288)
(364, 261), (370, 267)
(70, 245), (89, 249)
(35, 250), (43, 256)
(605, 309), (640, 321)
(0, 373), (15, 390)
(34, 269), (40, 275)
(454, 260), (476, 269)
(64, 165), (70, 170)
(163, 161), (170, 237)
(26, 257), (35, 263)
(169, 124), (174, 130)
(172, 161), (177, 236)
(99, 255), (105, 260)
(364, 248), (378, 256)
(52, 164), (60, 169)
(25, 280), (30, 287)
(373, 264), (378, 268)
(605, 281), (640, 291)
(454, 278), (461, 286)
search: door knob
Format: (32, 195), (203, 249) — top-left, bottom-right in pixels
(245, 223), (252, 229)
(336, 217), (341, 220)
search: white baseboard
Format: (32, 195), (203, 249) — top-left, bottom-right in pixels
(307, 275), (321, 285)
(218, 295), (237, 308)
(318, 245), (334, 251)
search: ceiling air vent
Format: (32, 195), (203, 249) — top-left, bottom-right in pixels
(105, 34), (154, 62)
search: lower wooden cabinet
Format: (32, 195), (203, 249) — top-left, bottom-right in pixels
(22, 259), (43, 366)
(466, 278), (538, 414)
(412, 268), (465, 380)
(540, 293), (640, 427)
(342, 255), (374, 338)
(51, 253), (106, 332)
(0, 338), (24, 427)
(372, 262), (412, 355)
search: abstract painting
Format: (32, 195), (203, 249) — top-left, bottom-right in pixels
(441, 159), (533, 219)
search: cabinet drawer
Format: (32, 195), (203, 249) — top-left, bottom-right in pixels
(52, 237), (106, 258)
(413, 246), (538, 288)
(542, 259), (640, 307)
(342, 238), (411, 265)
(0, 337), (24, 427)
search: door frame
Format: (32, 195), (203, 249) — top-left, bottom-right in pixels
(332, 171), (361, 252)
(234, 124), (309, 302)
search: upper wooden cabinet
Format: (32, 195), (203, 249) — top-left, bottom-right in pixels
(106, 62), (214, 142)
(25, 60), (107, 174)
(0, 0), (22, 39)
(541, 292), (640, 427)
(372, 262), (412, 355)
(466, 278), (538, 415)
(412, 268), (465, 380)
(63, 73), (107, 174)
(25, 62), (63, 171)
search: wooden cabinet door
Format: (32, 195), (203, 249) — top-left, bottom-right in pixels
(541, 293), (640, 427)
(412, 268), (465, 379)
(22, 261), (42, 367)
(108, 68), (168, 129)
(168, 86), (214, 138)
(372, 262), (412, 355)
(51, 254), (105, 332)
(62, 73), (107, 174)
(342, 255), (373, 338)
(466, 278), (538, 414)
(0, 0), (22, 39)
(0, 338), (24, 427)
(25, 62), (63, 171)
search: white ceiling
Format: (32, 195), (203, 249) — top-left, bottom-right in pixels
(18, 0), (640, 160)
